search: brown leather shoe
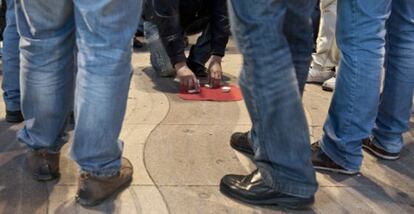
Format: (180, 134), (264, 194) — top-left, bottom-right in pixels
(75, 157), (133, 206)
(26, 149), (60, 181)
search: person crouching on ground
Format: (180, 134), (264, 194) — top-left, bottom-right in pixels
(143, 0), (230, 90)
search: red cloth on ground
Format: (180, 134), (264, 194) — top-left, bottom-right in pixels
(179, 84), (243, 101)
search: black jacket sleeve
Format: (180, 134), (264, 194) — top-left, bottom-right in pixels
(145, 0), (186, 65)
(210, 0), (230, 57)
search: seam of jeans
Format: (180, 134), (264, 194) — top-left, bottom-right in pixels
(250, 43), (275, 188)
(340, 0), (359, 164)
(229, 0), (277, 187)
(248, 62), (273, 184)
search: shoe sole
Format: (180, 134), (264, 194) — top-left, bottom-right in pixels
(306, 81), (324, 84)
(362, 145), (400, 160)
(321, 86), (334, 91)
(313, 166), (358, 175)
(6, 116), (24, 123)
(230, 144), (254, 157)
(219, 183), (314, 210)
(76, 177), (133, 207)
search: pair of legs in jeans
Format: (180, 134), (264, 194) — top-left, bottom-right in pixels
(318, 0), (414, 172)
(144, 21), (213, 77)
(1, 0), (22, 122)
(15, 0), (140, 205)
(220, 0), (318, 209)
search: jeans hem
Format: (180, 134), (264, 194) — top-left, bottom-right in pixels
(372, 137), (402, 154)
(80, 168), (120, 177)
(259, 168), (317, 198)
(18, 129), (66, 153)
(20, 141), (63, 153)
(4, 103), (21, 112)
(320, 137), (361, 171)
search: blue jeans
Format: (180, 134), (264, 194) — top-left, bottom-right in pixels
(321, 0), (414, 171)
(15, 0), (141, 176)
(144, 21), (175, 77)
(1, 0), (20, 112)
(137, 17), (144, 33)
(144, 21), (212, 77)
(228, 0), (318, 197)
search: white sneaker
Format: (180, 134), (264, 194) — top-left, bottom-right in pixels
(322, 76), (336, 91)
(307, 66), (335, 84)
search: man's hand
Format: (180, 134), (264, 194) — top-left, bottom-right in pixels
(208, 55), (223, 88)
(175, 61), (197, 90)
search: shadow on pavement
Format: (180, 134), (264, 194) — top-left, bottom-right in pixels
(315, 119), (414, 212)
(53, 196), (117, 214)
(379, 121), (414, 180)
(0, 118), (55, 213)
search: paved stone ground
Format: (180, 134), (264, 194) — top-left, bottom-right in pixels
(0, 38), (413, 214)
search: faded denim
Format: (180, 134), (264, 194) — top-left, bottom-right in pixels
(16, 0), (141, 176)
(321, 0), (414, 170)
(228, 0), (318, 197)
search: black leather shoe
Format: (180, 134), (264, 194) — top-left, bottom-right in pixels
(220, 169), (315, 210)
(311, 142), (358, 175)
(6, 110), (24, 123)
(230, 132), (254, 156)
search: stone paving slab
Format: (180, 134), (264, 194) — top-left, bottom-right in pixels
(157, 186), (284, 214)
(46, 186), (169, 214)
(144, 124), (249, 186)
(0, 122), (48, 214)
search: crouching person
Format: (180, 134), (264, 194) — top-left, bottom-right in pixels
(15, 0), (141, 206)
(143, 0), (230, 89)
